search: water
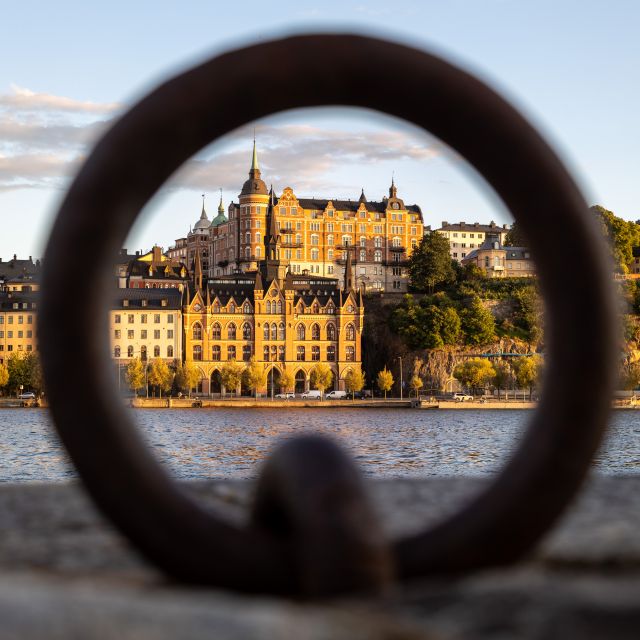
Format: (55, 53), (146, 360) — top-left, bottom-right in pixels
(0, 408), (639, 483)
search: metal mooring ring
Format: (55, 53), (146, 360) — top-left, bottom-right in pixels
(40, 34), (616, 593)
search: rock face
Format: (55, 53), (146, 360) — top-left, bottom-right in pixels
(0, 477), (638, 639)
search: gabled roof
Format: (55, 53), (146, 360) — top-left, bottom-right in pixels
(295, 197), (422, 216)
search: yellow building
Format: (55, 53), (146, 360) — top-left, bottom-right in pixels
(178, 142), (424, 293)
(0, 292), (38, 365)
(183, 190), (364, 395)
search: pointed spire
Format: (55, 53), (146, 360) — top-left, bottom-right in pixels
(359, 188), (367, 203)
(201, 194), (207, 218)
(344, 246), (354, 291)
(389, 173), (397, 199)
(218, 188), (224, 214)
(251, 134), (259, 173)
(194, 251), (203, 292)
(254, 269), (263, 292)
(266, 185), (278, 243)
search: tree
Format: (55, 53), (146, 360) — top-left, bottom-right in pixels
(244, 357), (267, 400)
(504, 221), (529, 247)
(461, 296), (496, 345)
(7, 352), (35, 395)
(310, 363), (333, 398)
(125, 358), (146, 396)
(376, 367), (394, 399)
(0, 363), (9, 394)
(513, 355), (543, 400)
(280, 368), (295, 394)
(409, 375), (424, 398)
(619, 361), (640, 391)
(344, 367), (365, 399)
(493, 360), (514, 400)
(220, 360), (244, 397)
(408, 232), (455, 293)
(592, 205), (640, 274)
(147, 358), (173, 398)
(174, 362), (200, 397)
(453, 358), (496, 395)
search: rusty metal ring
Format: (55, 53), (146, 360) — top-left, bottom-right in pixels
(39, 34), (616, 592)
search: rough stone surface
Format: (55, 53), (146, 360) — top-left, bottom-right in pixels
(0, 477), (638, 638)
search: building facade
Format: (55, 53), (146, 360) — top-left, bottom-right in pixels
(0, 291), (38, 365)
(117, 246), (190, 292)
(432, 221), (511, 262)
(173, 142), (424, 293)
(462, 234), (535, 278)
(183, 190), (364, 395)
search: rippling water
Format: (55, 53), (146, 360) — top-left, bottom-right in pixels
(0, 408), (639, 482)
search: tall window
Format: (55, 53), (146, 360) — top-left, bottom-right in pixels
(127, 345), (134, 358)
(243, 323), (252, 340)
(227, 323), (237, 340)
(346, 346), (355, 361)
(243, 303), (251, 314)
(192, 323), (202, 340)
(263, 323), (270, 340)
(296, 324), (306, 340)
(271, 345), (277, 361)
(359, 236), (366, 247)
(311, 323), (320, 340)
(212, 345), (221, 361)
(229, 302), (236, 313)
(296, 346), (305, 361)
(227, 345), (236, 360)
(360, 249), (366, 262)
(266, 300), (271, 314)
(326, 323), (336, 340)
(243, 345), (252, 361)
(327, 234), (334, 246)
(345, 324), (355, 340)
(193, 345), (202, 361)
(278, 345), (285, 361)
(374, 236), (382, 248)
(311, 346), (320, 361)
(167, 346), (174, 358)
(211, 323), (221, 340)
(263, 345), (270, 361)
(327, 345), (336, 361)
(278, 322), (286, 341)
(140, 346), (147, 361)
(270, 323), (277, 340)
(311, 234), (319, 246)
(256, 232), (261, 244)
(114, 346), (121, 358)
(276, 300), (282, 314)
(311, 249), (319, 261)
(154, 345), (160, 358)
(374, 250), (382, 262)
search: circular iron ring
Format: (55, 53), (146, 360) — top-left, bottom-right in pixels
(40, 34), (617, 593)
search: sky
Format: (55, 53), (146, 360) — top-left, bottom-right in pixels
(1, 0), (638, 259)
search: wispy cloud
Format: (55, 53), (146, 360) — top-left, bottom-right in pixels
(1, 84), (120, 114)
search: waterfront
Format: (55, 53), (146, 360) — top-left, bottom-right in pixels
(0, 408), (638, 483)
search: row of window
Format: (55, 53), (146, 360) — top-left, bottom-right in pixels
(195, 344), (355, 362)
(0, 344), (33, 352)
(0, 315), (34, 325)
(193, 322), (355, 341)
(113, 345), (174, 359)
(0, 330), (34, 339)
(114, 329), (174, 340)
(114, 314), (174, 324)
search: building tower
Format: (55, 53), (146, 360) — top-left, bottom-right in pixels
(261, 187), (287, 284)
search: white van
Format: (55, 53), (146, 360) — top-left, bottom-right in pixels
(301, 390), (322, 399)
(326, 390), (347, 399)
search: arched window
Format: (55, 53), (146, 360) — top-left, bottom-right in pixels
(296, 346), (305, 361)
(192, 323), (202, 340)
(243, 302), (251, 314)
(229, 302), (236, 313)
(327, 249), (334, 260)
(346, 346), (355, 361)
(114, 346), (121, 358)
(311, 323), (320, 340)
(227, 345), (236, 360)
(263, 323), (270, 340)
(327, 345), (336, 361)
(296, 324), (306, 340)
(243, 345), (252, 361)
(276, 300), (282, 314)
(345, 323), (355, 340)
(312, 303), (319, 314)
(245, 246), (251, 258)
(213, 302), (220, 313)
(212, 323), (221, 339)
(311, 346), (320, 361)
(360, 249), (366, 262)
(227, 323), (236, 340)
(270, 323), (277, 340)
(193, 345), (202, 361)
(326, 323), (336, 340)
(263, 345), (270, 361)
(327, 235), (334, 246)
(311, 249), (319, 261)
(140, 346), (147, 361)
(153, 345), (160, 357)
(255, 246), (261, 258)
(360, 236), (366, 247)
(212, 345), (221, 361)
(271, 345), (277, 361)
(278, 345), (285, 361)
(311, 234), (319, 246)
(266, 300), (271, 314)
(295, 233), (302, 245)
(342, 235), (351, 246)
(374, 249), (382, 262)
(392, 237), (402, 247)
(243, 323), (252, 340)
(229, 248), (235, 261)
(278, 322), (285, 341)
(256, 232), (261, 244)
(127, 345), (134, 358)
(374, 236), (382, 248)
(167, 345), (174, 358)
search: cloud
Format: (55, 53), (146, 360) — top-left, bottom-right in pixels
(1, 84), (120, 114)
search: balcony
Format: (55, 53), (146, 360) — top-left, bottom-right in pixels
(389, 245), (406, 252)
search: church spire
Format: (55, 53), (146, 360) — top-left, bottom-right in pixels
(201, 193), (207, 218)
(218, 188), (224, 214)
(389, 174), (397, 199)
(251, 134), (259, 175)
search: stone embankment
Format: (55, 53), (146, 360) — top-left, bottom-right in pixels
(0, 476), (638, 638)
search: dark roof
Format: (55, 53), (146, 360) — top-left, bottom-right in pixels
(503, 247), (531, 260)
(113, 288), (182, 310)
(0, 291), (39, 311)
(0, 257), (41, 278)
(126, 259), (189, 281)
(295, 197), (422, 216)
(437, 221), (510, 233)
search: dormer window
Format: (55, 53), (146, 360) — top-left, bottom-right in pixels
(123, 300), (129, 307)
(142, 299), (148, 307)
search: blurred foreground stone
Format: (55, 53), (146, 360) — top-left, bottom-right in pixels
(0, 476), (638, 639)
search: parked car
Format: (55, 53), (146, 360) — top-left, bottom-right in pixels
(453, 393), (473, 402)
(18, 392), (36, 400)
(301, 390), (322, 399)
(353, 389), (373, 399)
(275, 392), (295, 399)
(326, 390), (347, 399)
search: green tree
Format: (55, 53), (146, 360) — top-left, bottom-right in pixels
(280, 369), (295, 394)
(147, 358), (173, 398)
(504, 221), (529, 247)
(7, 352), (31, 395)
(408, 232), (455, 293)
(174, 362), (200, 397)
(0, 363), (9, 394)
(376, 367), (394, 399)
(513, 285), (543, 345)
(493, 360), (514, 400)
(409, 374), (424, 398)
(220, 360), (244, 397)
(344, 367), (366, 399)
(461, 296), (496, 345)
(453, 358), (496, 395)
(125, 358), (146, 396)
(619, 361), (640, 391)
(592, 205), (640, 274)
(244, 357), (267, 400)
(310, 363), (333, 398)
(513, 355), (543, 400)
